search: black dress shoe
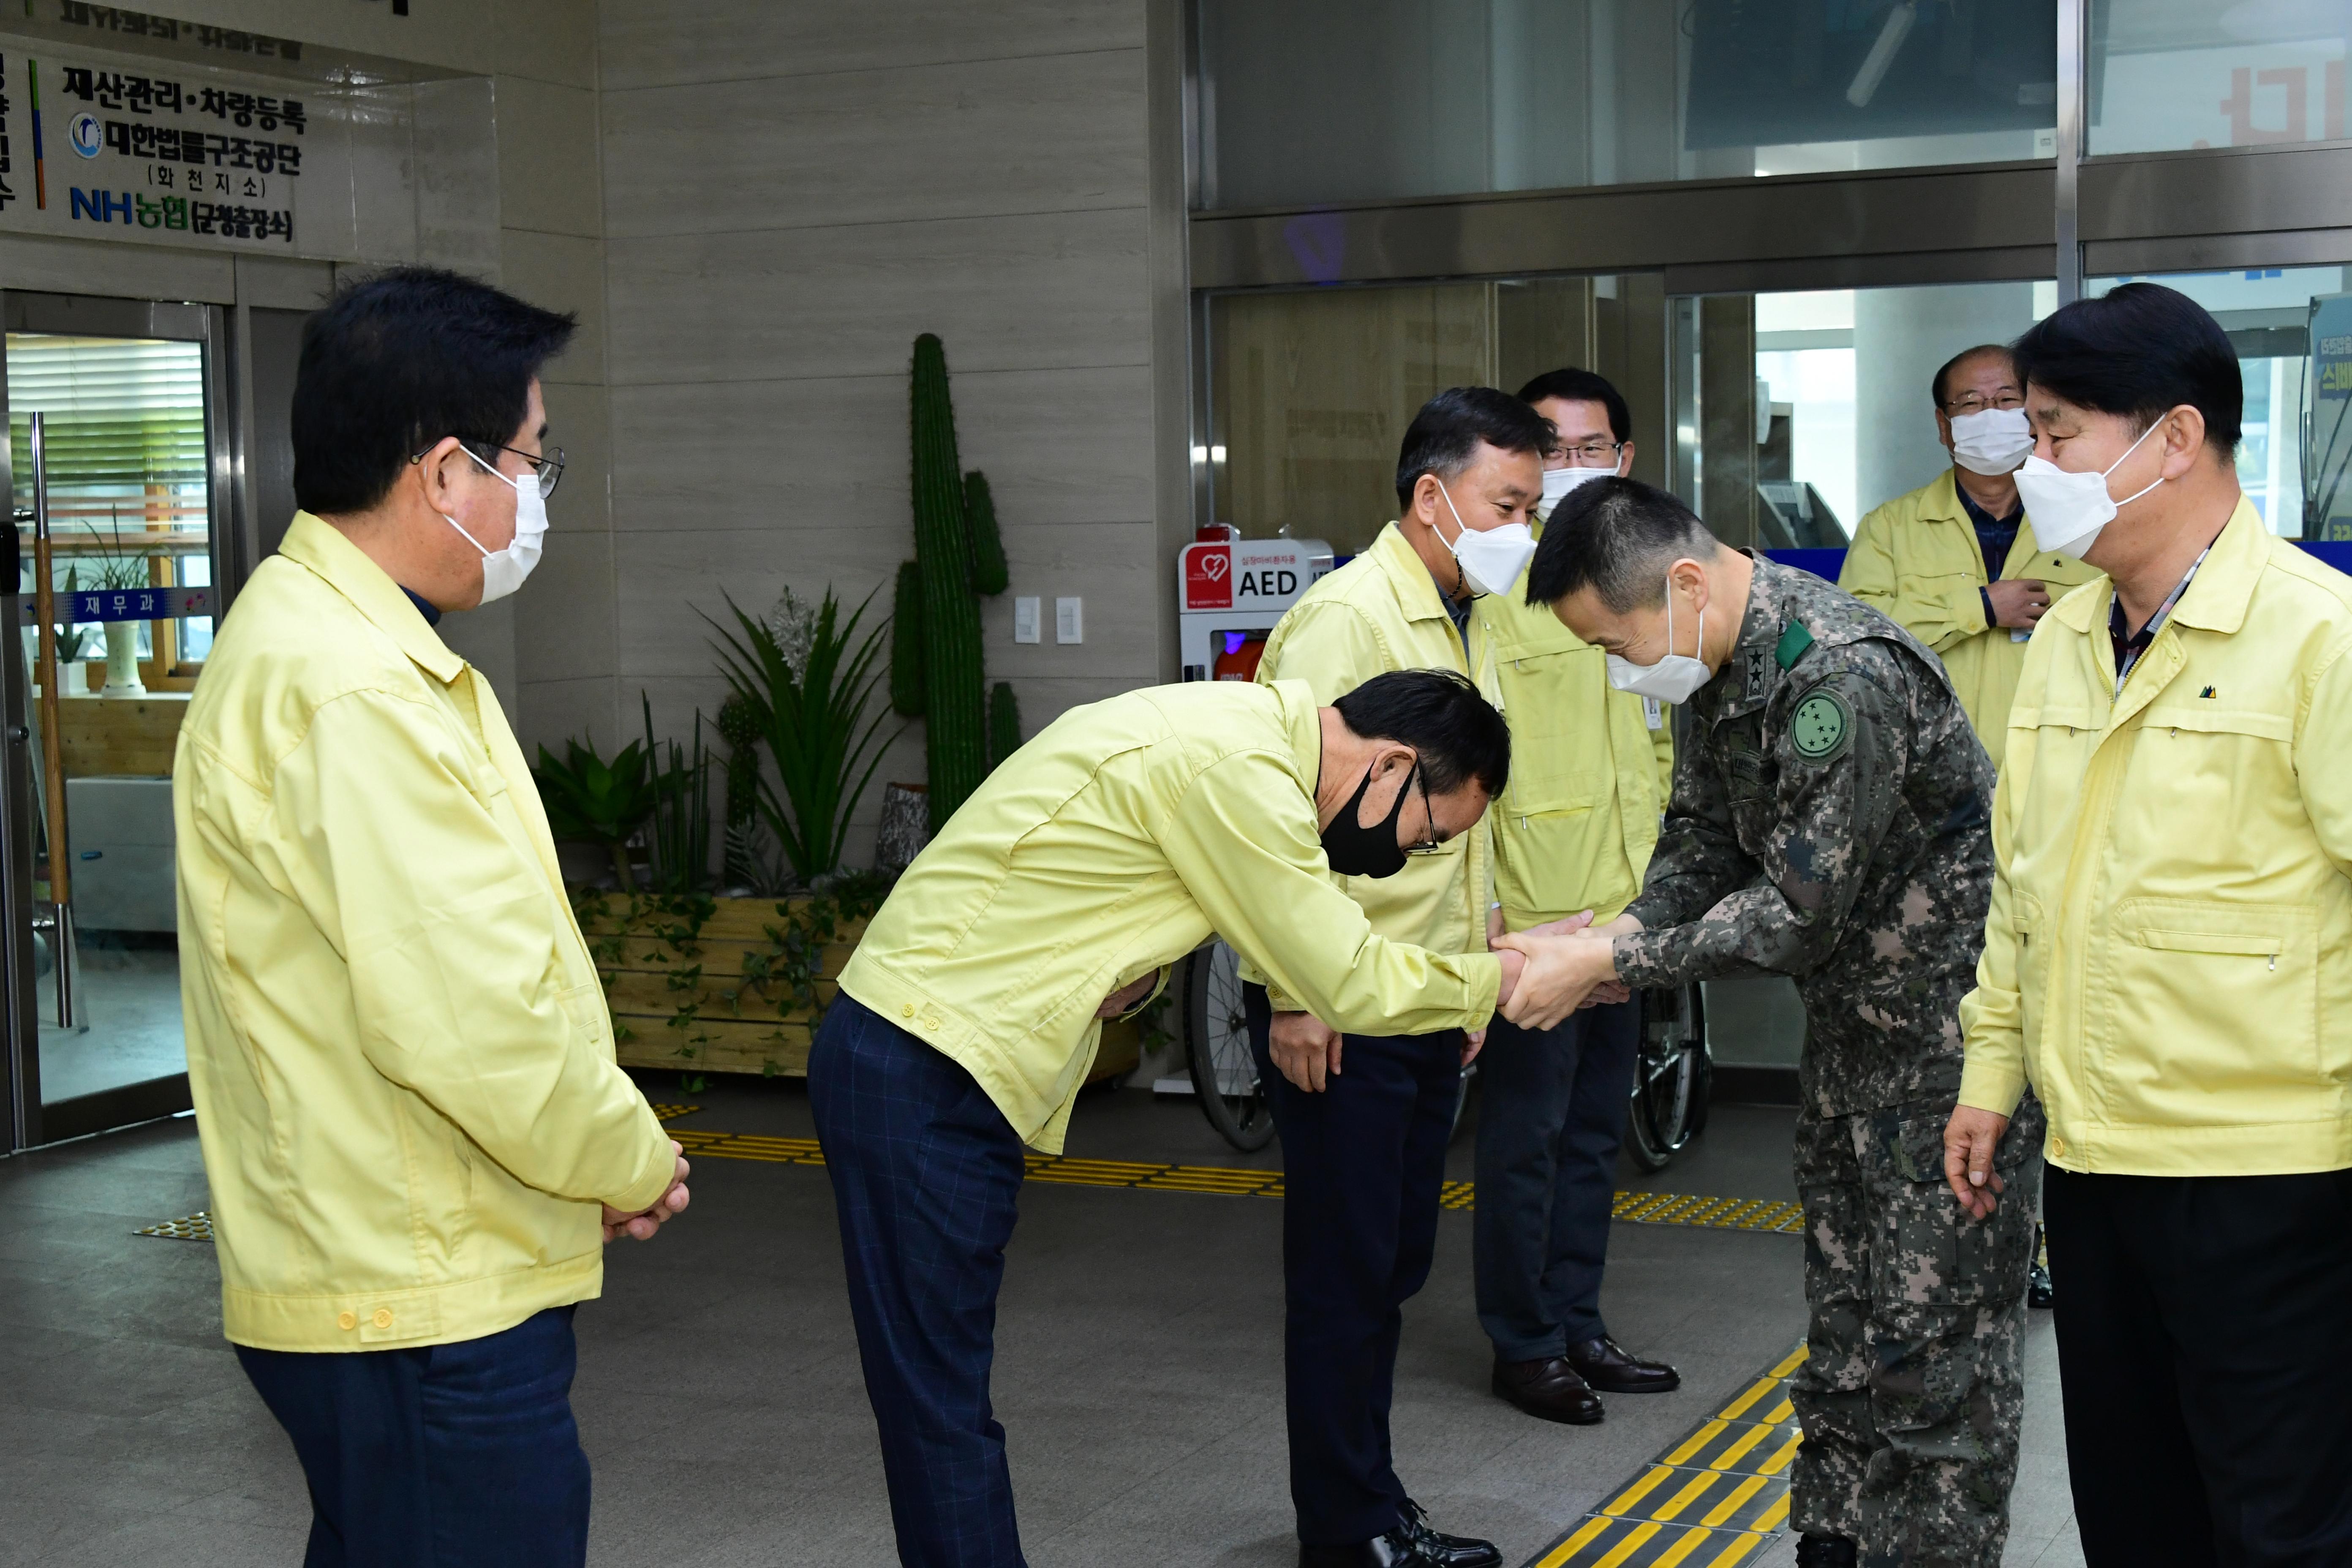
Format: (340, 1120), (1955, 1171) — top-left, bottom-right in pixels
(1564, 1335), (1680, 1394)
(1398, 1500), (1500, 1568)
(1491, 1354), (1604, 1424)
(1298, 1526), (1448, 1566)
(1793, 1535), (1858, 1568)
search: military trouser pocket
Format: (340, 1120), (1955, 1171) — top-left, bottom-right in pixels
(1870, 1111), (2035, 1310)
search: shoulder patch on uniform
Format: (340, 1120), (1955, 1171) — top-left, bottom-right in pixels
(1775, 621), (1816, 670)
(1788, 686), (1851, 760)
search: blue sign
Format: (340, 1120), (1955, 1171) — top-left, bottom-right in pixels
(18, 584), (212, 623)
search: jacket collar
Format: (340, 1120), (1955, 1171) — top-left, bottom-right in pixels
(1370, 520), (1465, 624)
(277, 511), (468, 686)
(1269, 678), (1324, 791)
(2164, 495), (2267, 635)
(2047, 494), (2264, 637)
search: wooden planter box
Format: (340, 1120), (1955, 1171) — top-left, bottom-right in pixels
(578, 890), (1141, 1084)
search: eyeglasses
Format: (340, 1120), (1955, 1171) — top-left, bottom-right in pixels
(1553, 440), (1626, 465)
(1941, 392), (2025, 417)
(1403, 759), (1448, 856)
(414, 439), (568, 499)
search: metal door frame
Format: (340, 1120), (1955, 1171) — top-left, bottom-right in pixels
(0, 290), (228, 1150)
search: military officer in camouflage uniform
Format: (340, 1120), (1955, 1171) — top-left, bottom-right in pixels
(1497, 478), (2044, 1568)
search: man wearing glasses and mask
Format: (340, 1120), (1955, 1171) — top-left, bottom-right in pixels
(1839, 345), (2101, 769)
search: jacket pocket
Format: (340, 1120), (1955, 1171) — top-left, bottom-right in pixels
(556, 980), (612, 1052)
(2011, 893), (2047, 1051)
(2103, 897), (2319, 1125)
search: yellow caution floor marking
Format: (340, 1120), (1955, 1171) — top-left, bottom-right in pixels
(1520, 1342), (1805, 1568)
(651, 1109), (1803, 1233)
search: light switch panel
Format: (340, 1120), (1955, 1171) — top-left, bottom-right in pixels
(1056, 597), (1083, 644)
(1013, 596), (1041, 644)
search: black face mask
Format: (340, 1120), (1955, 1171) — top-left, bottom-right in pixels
(1320, 758), (1416, 880)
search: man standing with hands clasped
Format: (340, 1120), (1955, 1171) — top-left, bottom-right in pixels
(1838, 344), (2101, 767)
(1499, 477), (2040, 1568)
(1947, 283), (2352, 1565)
(177, 268), (691, 1567)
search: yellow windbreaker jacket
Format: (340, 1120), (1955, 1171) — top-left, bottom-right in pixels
(177, 513), (678, 1353)
(1470, 551), (1673, 928)
(1958, 499), (2352, 1176)
(1840, 468), (2100, 768)
(1252, 523), (1489, 964)
(837, 679), (1501, 1152)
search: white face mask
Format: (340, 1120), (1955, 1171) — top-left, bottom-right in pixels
(445, 445), (549, 604)
(1433, 478), (1536, 597)
(2009, 419), (2165, 558)
(1535, 463), (1612, 521)
(1947, 407), (2033, 476)
(1605, 574), (1712, 705)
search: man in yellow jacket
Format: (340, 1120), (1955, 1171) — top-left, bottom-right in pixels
(1470, 369), (1679, 1426)
(1946, 283), (2352, 1565)
(177, 270), (689, 1566)
(1243, 387), (1549, 1567)
(1838, 344), (2101, 766)
(815, 669), (1582, 1568)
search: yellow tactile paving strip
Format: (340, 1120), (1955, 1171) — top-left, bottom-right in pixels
(653, 1108), (1808, 1233)
(133, 1106), (1813, 1241)
(1524, 1343), (1808, 1568)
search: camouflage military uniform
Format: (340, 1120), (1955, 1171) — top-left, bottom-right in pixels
(1613, 555), (2044, 1568)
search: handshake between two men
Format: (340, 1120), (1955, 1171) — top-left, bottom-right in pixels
(1260, 910), (1636, 1095)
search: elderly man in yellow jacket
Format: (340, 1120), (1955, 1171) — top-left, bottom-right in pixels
(1838, 343), (2101, 766)
(177, 270), (689, 1567)
(1946, 283), (2352, 1565)
(814, 667), (1586, 1568)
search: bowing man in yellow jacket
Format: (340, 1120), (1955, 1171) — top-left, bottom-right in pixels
(815, 668), (1576, 1568)
(1245, 387), (1551, 1566)
(1946, 283), (2352, 1565)
(1839, 344), (2101, 767)
(177, 270), (690, 1562)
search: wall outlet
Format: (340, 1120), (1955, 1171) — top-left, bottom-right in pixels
(1056, 596), (1083, 644)
(1013, 596), (1041, 644)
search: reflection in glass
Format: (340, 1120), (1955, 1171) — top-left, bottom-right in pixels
(8, 332), (213, 1106)
(2090, 1), (2349, 156)
(1206, 275), (1661, 554)
(1197, 0), (2057, 210)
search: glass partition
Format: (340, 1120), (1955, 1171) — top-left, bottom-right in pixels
(9, 325), (216, 1116)
(2082, 266), (2349, 538)
(1197, 0), (2058, 210)
(1675, 278), (2058, 545)
(1205, 274), (1668, 553)
(2089, 0), (2349, 155)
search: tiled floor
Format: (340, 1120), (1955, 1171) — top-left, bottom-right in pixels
(0, 1074), (2080, 1566)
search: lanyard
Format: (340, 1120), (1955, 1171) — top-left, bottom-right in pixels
(2112, 544), (2210, 698)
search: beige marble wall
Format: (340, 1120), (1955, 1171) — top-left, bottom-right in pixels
(597, 0), (1166, 865)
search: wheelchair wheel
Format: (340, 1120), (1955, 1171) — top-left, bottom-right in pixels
(1183, 942), (1277, 1152)
(1623, 983), (1710, 1173)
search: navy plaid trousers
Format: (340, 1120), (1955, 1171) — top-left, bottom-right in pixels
(810, 994), (1030, 1568)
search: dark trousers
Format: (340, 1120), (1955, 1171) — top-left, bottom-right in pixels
(1470, 997), (1640, 1360)
(1244, 983), (1462, 1547)
(2045, 1165), (2352, 1568)
(809, 994), (1030, 1568)
(233, 1306), (589, 1568)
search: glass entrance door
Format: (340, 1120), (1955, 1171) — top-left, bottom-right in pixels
(5, 293), (223, 1145)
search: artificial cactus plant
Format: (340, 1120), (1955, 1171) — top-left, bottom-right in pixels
(902, 333), (1016, 828)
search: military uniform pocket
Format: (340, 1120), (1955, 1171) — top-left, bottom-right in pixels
(1870, 1112), (2035, 1310)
